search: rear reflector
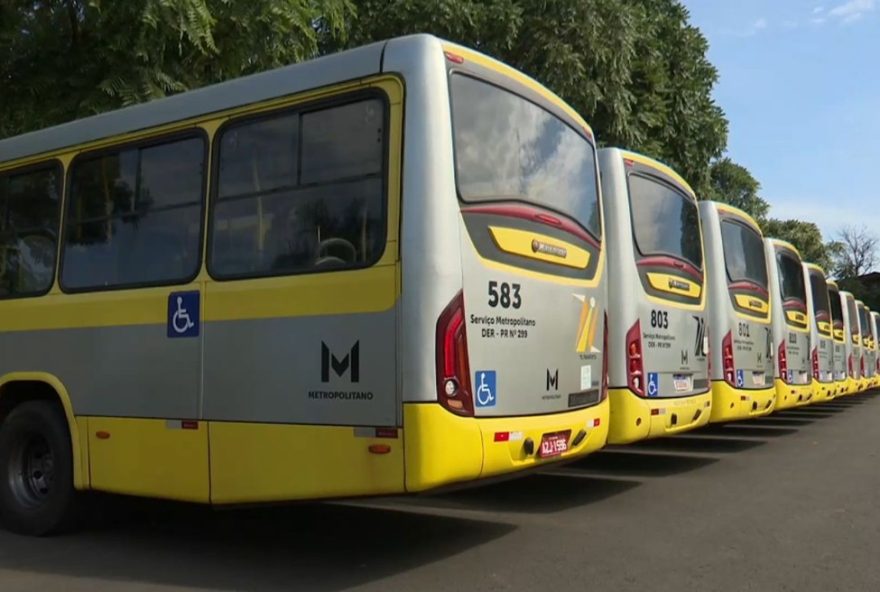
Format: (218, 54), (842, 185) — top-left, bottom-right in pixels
(494, 431), (510, 442)
(368, 444), (391, 455)
(444, 51), (464, 64)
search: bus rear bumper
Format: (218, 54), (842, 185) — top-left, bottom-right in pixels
(811, 379), (836, 404)
(606, 388), (711, 445)
(775, 379), (813, 410)
(403, 400), (609, 492)
(708, 381), (775, 423)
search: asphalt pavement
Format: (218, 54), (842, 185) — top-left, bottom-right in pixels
(0, 393), (877, 591)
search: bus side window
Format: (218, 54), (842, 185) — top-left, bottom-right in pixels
(0, 166), (60, 298)
(61, 136), (205, 291)
(210, 96), (387, 279)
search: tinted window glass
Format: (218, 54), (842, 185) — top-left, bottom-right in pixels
(776, 250), (806, 304)
(629, 175), (702, 269)
(847, 297), (859, 336)
(808, 270), (830, 319)
(211, 97), (386, 278)
(858, 305), (870, 336)
(829, 287), (843, 327)
(721, 220), (767, 288)
(62, 137), (204, 290)
(0, 166), (60, 297)
(450, 75), (600, 238)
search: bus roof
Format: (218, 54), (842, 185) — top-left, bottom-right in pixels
(712, 202), (763, 233)
(768, 237), (802, 258)
(827, 279), (839, 288)
(616, 149), (695, 198)
(803, 262), (827, 274)
(442, 42), (593, 138)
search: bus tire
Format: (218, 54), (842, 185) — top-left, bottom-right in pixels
(0, 401), (79, 536)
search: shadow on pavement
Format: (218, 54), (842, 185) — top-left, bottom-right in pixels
(776, 410), (837, 419)
(751, 417), (816, 427)
(0, 499), (514, 592)
(627, 434), (765, 454)
(566, 449), (718, 477)
(420, 473), (639, 514)
(700, 424), (799, 438)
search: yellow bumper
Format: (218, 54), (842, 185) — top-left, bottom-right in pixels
(607, 388), (712, 445)
(709, 381), (776, 423)
(403, 400), (609, 492)
(775, 379), (815, 410)
(810, 379), (836, 404)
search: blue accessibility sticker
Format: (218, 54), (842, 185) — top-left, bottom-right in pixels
(167, 291), (200, 338)
(647, 372), (660, 398)
(474, 370), (497, 408)
(736, 369), (745, 388)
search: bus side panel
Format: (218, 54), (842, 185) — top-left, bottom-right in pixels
(210, 422), (404, 503)
(88, 417), (209, 502)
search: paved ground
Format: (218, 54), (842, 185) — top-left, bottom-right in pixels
(0, 393), (878, 592)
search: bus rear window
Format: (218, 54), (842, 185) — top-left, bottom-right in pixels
(720, 220), (767, 289)
(628, 175), (702, 269)
(809, 270), (831, 320)
(450, 74), (600, 238)
(829, 287), (843, 325)
(847, 297), (859, 336)
(858, 305), (870, 336)
(776, 250), (806, 305)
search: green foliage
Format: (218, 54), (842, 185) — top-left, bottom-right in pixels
(761, 218), (835, 271)
(705, 158), (770, 224)
(0, 0), (353, 138)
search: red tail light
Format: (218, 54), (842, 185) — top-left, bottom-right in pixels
(860, 354), (866, 376)
(812, 347), (819, 380)
(601, 312), (609, 401)
(722, 330), (735, 386)
(626, 320), (644, 396)
(778, 340), (788, 383)
(848, 353), (854, 378)
(436, 291), (474, 416)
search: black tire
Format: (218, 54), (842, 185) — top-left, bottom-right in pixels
(0, 401), (79, 536)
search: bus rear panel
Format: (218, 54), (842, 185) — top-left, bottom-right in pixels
(766, 239), (812, 409)
(803, 264), (835, 402)
(856, 301), (876, 391)
(700, 202), (776, 422)
(842, 291), (862, 394)
(601, 149), (710, 444)
(827, 282), (849, 395)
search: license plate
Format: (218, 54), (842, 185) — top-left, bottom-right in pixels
(751, 371), (765, 386)
(539, 432), (570, 458)
(796, 370), (808, 384)
(673, 374), (692, 392)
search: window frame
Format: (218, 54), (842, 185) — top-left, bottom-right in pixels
(626, 171), (704, 271)
(206, 88), (391, 282)
(0, 159), (64, 300)
(447, 71), (602, 243)
(59, 129), (209, 294)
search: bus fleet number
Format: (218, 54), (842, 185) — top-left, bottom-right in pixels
(738, 322), (751, 338)
(488, 281), (522, 309)
(650, 310), (669, 329)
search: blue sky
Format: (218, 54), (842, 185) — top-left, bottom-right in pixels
(682, 0), (879, 241)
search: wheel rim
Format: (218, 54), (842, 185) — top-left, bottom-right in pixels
(7, 431), (54, 509)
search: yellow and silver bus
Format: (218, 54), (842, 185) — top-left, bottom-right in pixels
(803, 263), (836, 402)
(599, 149), (710, 443)
(699, 202), (775, 421)
(872, 311), (880, 388)
(842, 291), (863, 394)
(0, 35), (610, 535)
(827, 281), (850, 395)
(856, 301), (876, 391)
(765, 239), (812, 408)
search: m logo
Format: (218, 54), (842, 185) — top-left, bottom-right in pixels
(321, 341), (360, 383)
(681, 349), (689, 365)
(692, 315), (707, 357)
(546, 369), (559, 391)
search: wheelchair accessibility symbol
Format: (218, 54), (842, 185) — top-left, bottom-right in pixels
(736, 369), (745, 388)
(475, 370), (497, 408)
(167, 291), (200, 338)
(647, 372), (659, 398)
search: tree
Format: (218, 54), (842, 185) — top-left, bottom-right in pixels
(761, 218), (835, 271)
(832, 225), (878, 279)
(705, 158), (770, 224)
(0, 0), (354, 139)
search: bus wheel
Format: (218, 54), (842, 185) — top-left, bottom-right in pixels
(0, 401), (78, 536)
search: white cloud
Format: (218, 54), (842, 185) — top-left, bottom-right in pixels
(741, 17), (770, 36)
(812, 16), (828, 23)
(813, 6), (826, 13)
(828, 0), (876, 23)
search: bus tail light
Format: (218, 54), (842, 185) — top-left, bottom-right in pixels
(722, 331), (735, 386)
(436, 291), (474, 416)
(812, 347), (819, 380)
(778, 341), (788, 383)
(626, 320), (644, 397)
(601, 312), (609, 401)
(848, 353), (854, 378)
(860, 355), (866, 376)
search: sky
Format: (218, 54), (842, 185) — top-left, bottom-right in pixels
(681, 0), (879, 240)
